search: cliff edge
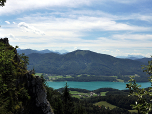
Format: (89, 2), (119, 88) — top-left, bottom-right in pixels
(0, 38), (54, 114)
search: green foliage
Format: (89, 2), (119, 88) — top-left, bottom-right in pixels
(0, 42), (31, 113)
(126, 58), (152, 114)
(18, 53), (29, 68)
(0, 0), (6, 7)
(62, 82), (74, 114)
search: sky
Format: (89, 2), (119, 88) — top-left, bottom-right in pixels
(0, 0), (152, 57)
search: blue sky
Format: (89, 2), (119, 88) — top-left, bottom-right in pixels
(0, 0), (152, 57)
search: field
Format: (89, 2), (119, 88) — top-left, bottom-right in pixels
(94, 101), (117, 109)
(35, 73), (139, 82)
(48, 75), (73, 80)
(36, 73), (125, 82)
(100, 92), (107, 96)
(94, 101), (138, 113)
(35, 73), (43, 76)
(128, 110), (138, 113)
(116, 79), (124, 82)
(70, 91), (98, 99)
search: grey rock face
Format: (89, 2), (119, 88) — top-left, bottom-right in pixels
(26, 73), (54, 114)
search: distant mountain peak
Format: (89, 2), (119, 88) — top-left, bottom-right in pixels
(17, 48), (68, 55)
(116, 55), (145, 60)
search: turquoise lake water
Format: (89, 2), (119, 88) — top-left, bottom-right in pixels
(46, 81), (151, 90)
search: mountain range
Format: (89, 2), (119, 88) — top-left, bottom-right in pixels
(23, 50), (152, 79)
(116, 55), (145, 60)
(17, 48), (68, 55)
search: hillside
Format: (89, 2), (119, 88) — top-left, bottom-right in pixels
(136, 58), (152, 65)
(27, 50), (146, 79)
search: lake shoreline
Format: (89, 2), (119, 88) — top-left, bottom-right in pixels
(46, 81), (151, 91)
(47, 80), (150, 83)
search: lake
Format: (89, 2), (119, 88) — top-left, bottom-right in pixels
(46, 81), (151, 91)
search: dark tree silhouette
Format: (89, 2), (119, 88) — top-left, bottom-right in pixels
(0, 0), (6, 7)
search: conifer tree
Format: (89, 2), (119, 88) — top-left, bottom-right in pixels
(62, 82), (73, 114)
(63, 82), (71, 103)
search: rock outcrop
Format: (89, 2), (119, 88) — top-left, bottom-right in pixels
(0, 38), (54, 114)
(0, 38), (9, 44)
(23, 71), (54, 114)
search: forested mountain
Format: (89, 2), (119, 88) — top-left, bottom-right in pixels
(136, 58), (152, 65)
(27, 50), (146, 78)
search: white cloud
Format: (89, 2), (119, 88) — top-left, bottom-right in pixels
(113, 34), (152, 40)
(17, 15), (150, 33)
(5, 21), (10, 24)
(13, 22), (16, 24)
(0, 0), (94, 16)
(126, 53), (144, 55)
(65, 10), (152, 23)
(0, 33), (4, 38)
(18, 22), (45, 35)
(112, 13), (152, 23)
(116, 49), (120, 52)
(103, 50), (110, 52)
(9, 34), (15, 38)
(145, 53), (151, 58)
(74, 47), (78, 50)
(0, 0), (141, 16)
(111, 0), (137, 4)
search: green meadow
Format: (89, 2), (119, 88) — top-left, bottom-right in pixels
(94, 101), (138, 113)
(94, 101), (117, 109)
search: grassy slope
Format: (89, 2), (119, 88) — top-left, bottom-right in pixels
(100, 92), (107, 96)
(70, 91), (97, 99)
(94, 101), (138, 113)
(94, 101), (117, 109)
(35, 73), (43, 76)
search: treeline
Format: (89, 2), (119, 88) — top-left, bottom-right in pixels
(44, 73), (148, 82)
(57, 87), (91, 93)
(44, 73), (149, 82)
(55, 75), (117, 82)
(45, 83), (136, 114)
(57, 87), (126, 94)
(117, 75), (149, 82)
